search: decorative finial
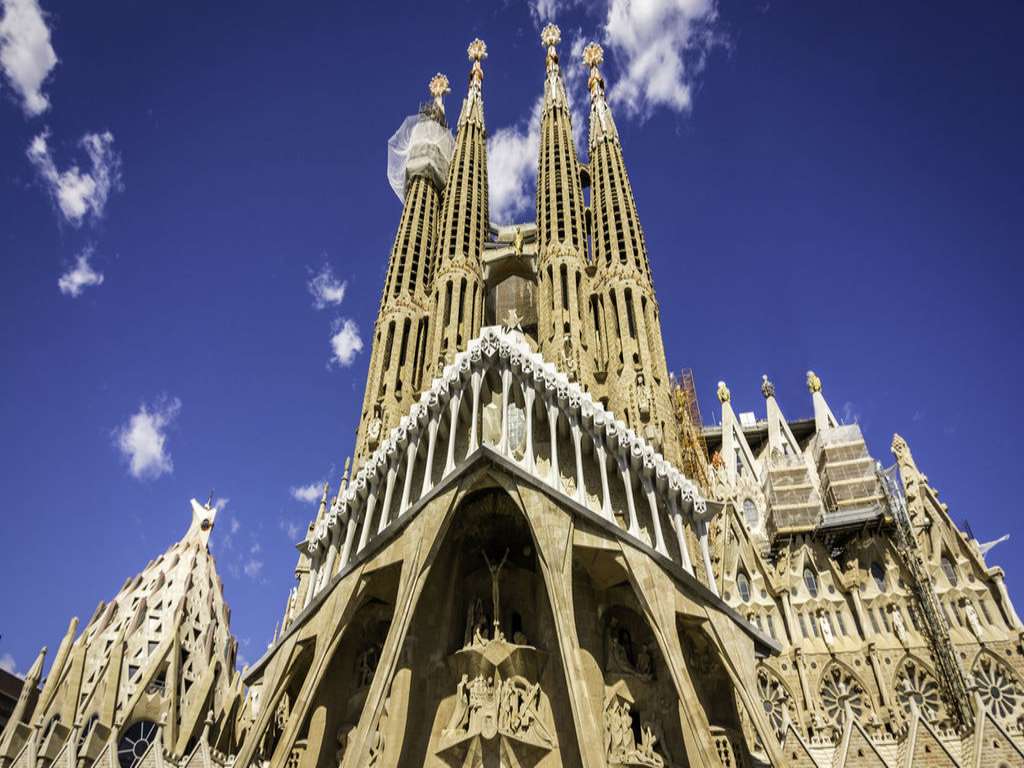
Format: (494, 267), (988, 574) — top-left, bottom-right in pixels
(206, 489), (215, 509)
(583, 42), (605, 97)
(467, 39), (487, 87)
(541, 24), (561, 73)
(716, 380), (731, 404)
(320, 480), (329, 505)
(761, 374), (775, 399)
(429, 73), (450, 113)
(806, 370), (822, 393)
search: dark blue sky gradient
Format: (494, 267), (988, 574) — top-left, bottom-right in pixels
(1, 1), (1021, 673)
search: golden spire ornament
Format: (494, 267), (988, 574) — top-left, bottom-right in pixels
(429, 72), (450, 113)
(716, 380), (731, 404)
(541, 24), (561, 72)
(583, 41), (605, 96)
(467, 38), (487, 87)
(806, 370), (822, 393)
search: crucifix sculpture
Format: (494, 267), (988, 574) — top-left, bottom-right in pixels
(482, 548), (509, 641)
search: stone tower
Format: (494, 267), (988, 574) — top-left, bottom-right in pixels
(354, 75), (454, 465)
(0, 500), (245, 768)
(583, 43), (677, 466)
(426, 40), (489, 378)
(534, 25), (591, 386)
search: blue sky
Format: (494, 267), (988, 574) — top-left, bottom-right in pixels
(1, 0), (1021, 674)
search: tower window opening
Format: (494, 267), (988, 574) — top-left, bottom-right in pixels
(870, 562), (886, 591)
(382, 322), (396, 372)
(736, 571), (751, 603)
(397, 318), (411, 370)
(624, 289), (637, 339)
(442, 281), (453, 328)
(803, 568), (819, 598)
(560, 264), (569, 311)
(941, 555), (958, 587)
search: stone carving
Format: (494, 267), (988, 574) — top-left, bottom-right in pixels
(367, 698), (388, 766)
(963, 600), (983, 639)
(974, 654), (1024, 722)
(895, 660), (943, 724)
(636, 372), (651, 420)
(444, 674), (551, 746)
(756, 668), (795, 740)
(819, 665), (867, 727)
(605, 617), (654, 680)
(355, 644), (380, 688)
(463, 597), (489, 648)
(604, 697), (664, 767)
(482, 548), (509, 642)
(890, 606), (909, 645)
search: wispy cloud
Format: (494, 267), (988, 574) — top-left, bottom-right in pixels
(307, 264), (347, 309)
(0, 0), (57, 117)
(329, 318), (363, 368)
(841, 401), (860, 425)
(0, 652), (14, 674)
(290, 483), (322, 503)
(114, 397), (181, 480)
(243, 554), (263, 579)
(603, 0), (720, 120)
(57, 246), (104, 297)
(27, 130), (122, 226)
(279, 517), (303, 542)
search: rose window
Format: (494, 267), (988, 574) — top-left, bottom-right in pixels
(117, 720), (158, 768)
(895, 660), (943, 723)
(974, 656), (1024, 721)
(757, 668), (795, 739)
(819, 666), (867, 726)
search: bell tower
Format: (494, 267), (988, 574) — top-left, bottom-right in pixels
(426, 39), (490, 376)
(583, 42), (678, 462)
(354, 75), (452, 463)
(534, 24), (591, 383)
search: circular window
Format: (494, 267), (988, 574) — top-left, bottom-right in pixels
(737, 572), (751, 603)
(742, 498), (759, 528)
(870, 562), (886, 591)
(803, 568), (819, 598)
(941, 556), (958, 587)
(117, 721), (159, 768)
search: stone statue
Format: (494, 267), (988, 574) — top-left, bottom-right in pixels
(482, 548), (509, 641)
(444, 674), (470, 734)
(635, 643), (654, 679)
(964, 601), (983, 639)
(891, 607), (909, 645)
(355, 644), (379, 688)
(512, 226), (524, 257)
(606, 617), (635, 675)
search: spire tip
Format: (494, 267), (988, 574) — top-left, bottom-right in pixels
(806, 370), (822, 393)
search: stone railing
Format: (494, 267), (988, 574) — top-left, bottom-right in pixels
(300, 327), (714, 608)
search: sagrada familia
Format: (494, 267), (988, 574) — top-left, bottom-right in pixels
(4, 25), (1024, 768)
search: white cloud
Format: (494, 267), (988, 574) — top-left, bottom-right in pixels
(57, 246), (104, 297)
(114, 397), (181, 480)
(290, 483), (322, 503)
(603, 0), (719, 120)
(0, 0), (57, 116)
(0, 652), (14, 673)
(487, 33), (588, 225)
(27, 130), (122, 226)
(230, 517), (240, 534)
(307, 264), (347, 309)
(329, 318), (363, 367)
(213, 497), (230, 513)
(243, 557), (263, 579)
(280, 518), (303, 541)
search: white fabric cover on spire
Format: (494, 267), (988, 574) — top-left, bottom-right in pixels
(386, 114), (454, 201)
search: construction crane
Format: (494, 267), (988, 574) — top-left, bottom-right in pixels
(879, 464), (974, 731)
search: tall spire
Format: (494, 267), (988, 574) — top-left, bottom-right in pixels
(581, 41), (676, 461)
(536, 24), (590, 382)
(355, 76), (453, 462)
(426, 40), (489, 375)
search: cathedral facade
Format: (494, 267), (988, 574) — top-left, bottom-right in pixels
(3, 25), (1024, 768)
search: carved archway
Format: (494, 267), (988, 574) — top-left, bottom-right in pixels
(817, 662), (872, 730)
(892, 656), (947, 727)
(756, 665), (797, 741)
(972, 651), (1024, 727)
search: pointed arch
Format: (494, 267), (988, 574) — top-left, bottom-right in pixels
(817, 659), (874, 729)
(891, 654), (947, 726)
(971, 649), (1024, 725)
(755, 664), (798, 741)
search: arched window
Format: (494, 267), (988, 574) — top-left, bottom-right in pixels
(742, 498), (759, 528)
(118, 720), (159, 768)
(870, 562), (886, 591)
(736, 571), (751, 603)
(941, 555), (958, 587)
(803, 568), (819, 598)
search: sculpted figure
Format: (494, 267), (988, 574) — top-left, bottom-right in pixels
(606, 617), (635, 674)
(891, 606), (909, 645)
(444, 674), (470, 734)
(482, 548), (509, 640)
(964, 601), (984, 638)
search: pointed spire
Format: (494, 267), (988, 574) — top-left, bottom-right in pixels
(35, 617), (78, 716)
(806, 370), (838, 431)
(0, 646), (46, 743)
(760, 374), (775, 400)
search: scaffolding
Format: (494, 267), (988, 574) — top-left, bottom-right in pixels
(763, 452), (822, 537)
(813, 425), (886, 517)
(880, 465), (973, 731)
(671, 369), (711, 495)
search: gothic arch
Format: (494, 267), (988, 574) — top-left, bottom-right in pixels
(755, 664), (798, 741)
(971, 650), (1024, 728)
(817, 660), (874, 729)
(890, 655), (947, 726)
